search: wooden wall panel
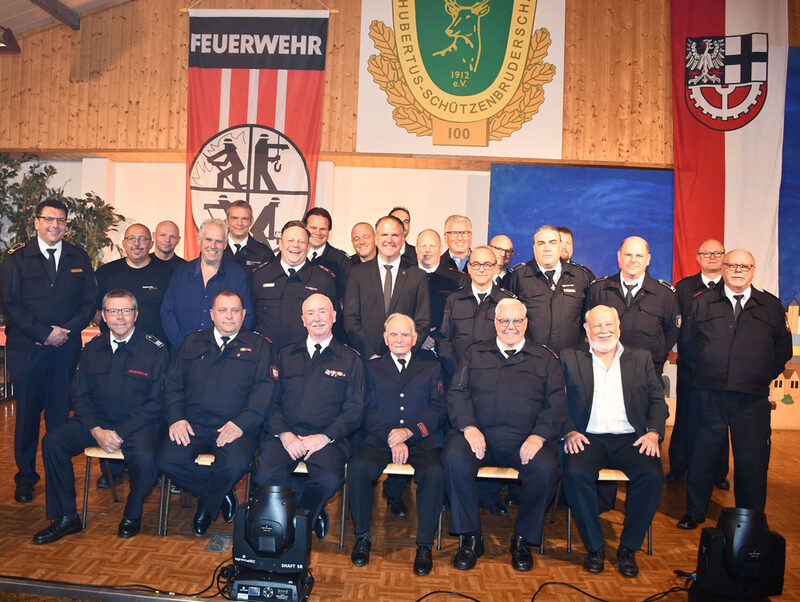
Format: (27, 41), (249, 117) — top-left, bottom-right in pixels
(0, 0), (796, 169)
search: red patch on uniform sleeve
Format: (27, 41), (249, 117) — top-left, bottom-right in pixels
(417, 422), (428, 437)
(128, 369), (149, 377)
(271, 365), (280, 380)
(437, 381), (444, 396)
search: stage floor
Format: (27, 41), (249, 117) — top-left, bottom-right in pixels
(0, 400), (797, 601)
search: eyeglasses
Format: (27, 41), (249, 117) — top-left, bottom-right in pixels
(445, 230), (471, 238)
(37, 215), (67, 225)
(103, 308), (136, 317)
(124, 236), (152, 244)
(489, 245), (514, 256)
(468, 261), (497, 271)
(698, 251), (724, 258)
(722, 262), (754, 272)
(496, 318), (525, 327)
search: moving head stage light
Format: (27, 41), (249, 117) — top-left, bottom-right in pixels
(691, 507), (785, 601)
(230, 485), (314, 601)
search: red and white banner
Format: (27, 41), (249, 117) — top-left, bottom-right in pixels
(671, 0), (788, 293)
(184, 9), (329, 259)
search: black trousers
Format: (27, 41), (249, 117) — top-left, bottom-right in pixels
(348, 443), (443, 545)
(686, 390), (771, 518)
(156, 424), (255, 518)
(441, 432), (559, 544)
(42, 418), (160, 519)
(561, 433), (663, 552)
(8, 342), (79, 486)
(669, 362), (729, 479)
(253, 437), (348, 523)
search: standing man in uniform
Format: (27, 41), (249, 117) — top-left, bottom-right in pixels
(441, 215), (473, 272)
(677, 250), (791, 529)
(489, 235), (515, 289)
(33, 289), (169, 543)
(416, 229), (465, 348)
(160, 218), (254, 350)
(347, 313), (446, 575)
(157, 290), (277, 536)
(389, 206), (417, 266)
(223, 200), (275, 272)
(443, 299), (567, 571)
(253, 294), (364, 540)
(251, 221), (336, 351)
(587, 236), (680, 384)
(1, 199), (97, 503)
(350, 222), (377, 265)
(508, 225), (593, 354)
(303, 207), (351, 307)
(668, 238), (729, 487)
(150, 220), (185, 274)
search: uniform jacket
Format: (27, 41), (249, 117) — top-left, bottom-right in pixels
(426, 263), (467, 333)
(674, 272), (720, 362)
(362, 353), (446, 451)
(310, 243), (351, 307)
(680, 287), (792, 397)
(164, 328), (277, 433)
(559, 344), (668, 438)
(70, 328), (169, 439)
(343, 258), (431, 357)
(587, 272), (680, 365)
(250, 260), (337, 350)
(268, 339), (364, 443)
(160, 258), (255, 350)
(401, 243), (418, 267)
(0, 239), (97, 350)
(223, 237), (275, 271)
(508, 259), (592, 353)
(447, 339), (568, 448)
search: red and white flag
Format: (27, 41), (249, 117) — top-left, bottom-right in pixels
(671, 0), (788, 293)
(184, 9), (329, 259)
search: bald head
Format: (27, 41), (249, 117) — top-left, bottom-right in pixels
(618, 236), (651, 281)
(154, 220), (181, 259)
(584, 304), (620, 354)
(416, 229), (442, 269)
(696, 238), (725, 277)
(489, 235), (514, 271)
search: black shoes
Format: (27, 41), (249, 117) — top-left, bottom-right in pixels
(192, 505), (212, 537)
(14, 483), (33, 504)
(387, 496), (408, 517)
(715, 479), (731, 490)
(616, 546), (639, 578)
(314, 508), (329, 540)
(665, 471), (684, 483)
(33, 514), (82, 544)
(118, 516), (142, 538)
(453, 534), (484, 570)
(583, 546), (605, 573)
(351, 533), (371, 566)
(486, 502), (509, 517)
(221, 489), (238, 523)
(413, 544), (433, 576)
(510, 533), (533, 571)
(504, 492), (520, 507)
(677, 514), (704, 530)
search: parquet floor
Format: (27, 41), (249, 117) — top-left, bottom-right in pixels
(0, 399), (796, 601)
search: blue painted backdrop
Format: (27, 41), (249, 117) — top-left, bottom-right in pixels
(779, 47), (800, 305)
(488, 164), (674, 282)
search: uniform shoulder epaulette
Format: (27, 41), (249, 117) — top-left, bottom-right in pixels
(252, 330), (273, 344)
(498, 288), (517, 299)
(445, 266), (462, 274)
(590, 275), (609, 285)
(330, 246), (349, 260)
(145, 334), (165, 348)
(8, 242), (24, 255)
(569, 260), (593, 275)
(318, 264), (335, 278)
(342, 343), (360, 356)
(540, 344), (559, 359)
(657, 279), (677, 293)
(508, 262), (527, 273)
(89, 332), (104, 343)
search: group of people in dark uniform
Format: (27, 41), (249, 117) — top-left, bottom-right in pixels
(0, 199), (790, 580)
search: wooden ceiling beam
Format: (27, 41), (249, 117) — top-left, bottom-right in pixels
(28, 0), (80, 30)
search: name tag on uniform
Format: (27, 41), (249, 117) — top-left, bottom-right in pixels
(305, 286), (318, 291)
(561, 284), (576, 294)
(325, 369), (347, 378)
(70, 268), (83, 273)
(142, 285), (158, 290)
(246, 260), (260, 266)
(262, 283), (276, 287)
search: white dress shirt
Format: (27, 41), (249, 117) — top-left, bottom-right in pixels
(585, 343), (635, 435)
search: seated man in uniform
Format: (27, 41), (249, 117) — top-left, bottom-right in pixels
(33, 289), (169, 543)
(157, 290), (277, 536)
(347, 313), (446, 576)
(253, 293), (364, 541)
(560, 305), (667, 577)
(443, 298), (567, 572)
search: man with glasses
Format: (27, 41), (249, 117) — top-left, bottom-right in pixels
(441, 215), (473, 272)
(1, 199), (97, 504)
(150, 221), (185, 274)
(668, 239), (729, 487)
(33, 289), (169, 543)
(677, 250), (791, 530)
(222, 200), (275, 272)
(488, 235), (514, 288)
(443, 298), (567, 572)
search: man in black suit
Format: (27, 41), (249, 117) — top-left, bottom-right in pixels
(390, 206), (417, 266)
(344, 215), (431, 359)
(347, 313), (446, 576)
(222, 200), (275, 271)
(441, 215), (472, 272)
(677, 249), (792, 530)
(560, 305), (667, 577)
(668, 238), (729, 487)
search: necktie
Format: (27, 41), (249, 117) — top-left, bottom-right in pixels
(545, 270), (556, 291)
(46, 248), (57, 282)
(398, 357), (407, 373)
(624, 283), (636, 306)
(114, 340), (126, 354)
(383, 264), (393, 313)
(733, 294), (744, 321)
(234, 243), (241, 255)
(220, 335), (230, 353)
(505, 349), (516, 358)
(708, 281), (716, 289)
(311, 251), (318, 261)
(312, 343), (322, 361)
(477, 292), (487, 304)
(288, 267), (296, 277)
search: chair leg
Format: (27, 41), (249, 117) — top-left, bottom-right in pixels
(339, 464), (348, 549)
(245, 473), (252, 504)
(436, 507), (443, 551)
(101, 459), (119, 503)
(566, 507), (572, 554)
(539, 520), (545, 555)
(647, 523), (653, 555)
(157, 474), (166, 536)
(82, 457), (92, 529)
(162, 476), (172, 536)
